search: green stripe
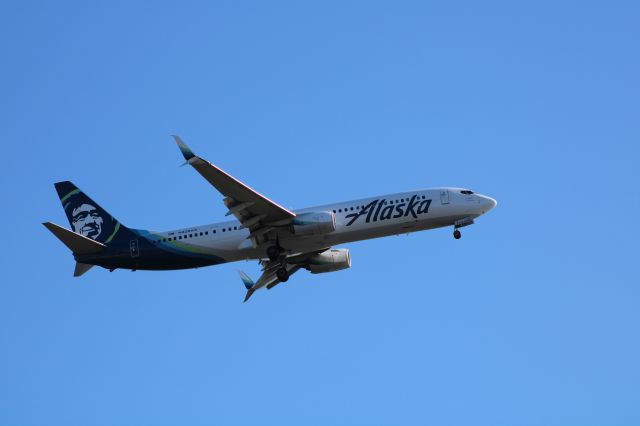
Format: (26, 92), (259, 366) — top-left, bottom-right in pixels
(104, 222), (121, 244)
(60, 189), (80, 203)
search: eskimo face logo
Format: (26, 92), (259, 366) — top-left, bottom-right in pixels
(345, 195), (432, 226)
(71, 203), (104, 240)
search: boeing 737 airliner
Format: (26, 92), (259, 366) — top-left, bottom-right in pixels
(44, 136), (497, 301)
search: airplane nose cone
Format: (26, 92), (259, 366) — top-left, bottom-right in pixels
(486, 196), (497, 210)
(479, 195), (497, 212)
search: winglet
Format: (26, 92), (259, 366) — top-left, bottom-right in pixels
(238, 270), (254, 290)
(172, 135), (196, 164)
(238, 270), (256, 302)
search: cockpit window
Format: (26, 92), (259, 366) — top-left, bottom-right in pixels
(460, 190), (474, 195)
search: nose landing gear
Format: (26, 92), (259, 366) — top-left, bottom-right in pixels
(453, 217), (474, 240)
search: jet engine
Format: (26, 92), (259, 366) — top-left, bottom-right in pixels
(305, 249), (351, 274)
(291, 211), (336, 236)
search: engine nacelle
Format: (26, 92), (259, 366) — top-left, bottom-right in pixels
(291, 211), (336, 236)
(306, 249), (351, 274)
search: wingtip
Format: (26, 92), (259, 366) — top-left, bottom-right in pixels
(238, 270), (256, 302)
(238, 270), (255, 290)
(171, 135), (195, 161)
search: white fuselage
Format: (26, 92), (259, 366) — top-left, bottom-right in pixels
(147, 187), (497, 263)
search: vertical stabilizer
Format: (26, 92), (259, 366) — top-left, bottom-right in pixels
(54, 181), (136, 245)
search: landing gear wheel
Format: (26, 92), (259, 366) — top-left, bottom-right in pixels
(276, 267), (289, 282)
(453, 229), (461, 240)
(267, 246), (281, 261)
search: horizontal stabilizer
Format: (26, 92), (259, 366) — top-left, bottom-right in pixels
(43, 222), (107, 255)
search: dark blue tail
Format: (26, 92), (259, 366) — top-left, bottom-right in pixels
(54, 181), (136, 246)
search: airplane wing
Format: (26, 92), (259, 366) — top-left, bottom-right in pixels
(173, 136), (296, 239)
(240, 260), (303, 302)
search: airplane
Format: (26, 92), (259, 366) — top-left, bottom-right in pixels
(44, 136), (497, 302)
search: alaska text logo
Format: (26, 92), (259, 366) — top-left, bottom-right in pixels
(345, 195), (431, 226)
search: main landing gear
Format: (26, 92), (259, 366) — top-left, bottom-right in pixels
(453, 229), (462, 240)
(267, 235), (285, 261)
(267, 245), (281, 261)
(276, 267), (289, 282)
(267, 236), (289, 281)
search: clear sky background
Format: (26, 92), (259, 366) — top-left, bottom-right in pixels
(1, 1), (639, 425)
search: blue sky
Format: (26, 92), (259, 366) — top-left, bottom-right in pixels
(1, 1), (639, 425)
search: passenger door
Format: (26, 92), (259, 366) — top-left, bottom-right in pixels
(440, 189), (450, 205)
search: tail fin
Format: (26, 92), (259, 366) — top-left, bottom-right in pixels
(54, 181), (133, 245)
